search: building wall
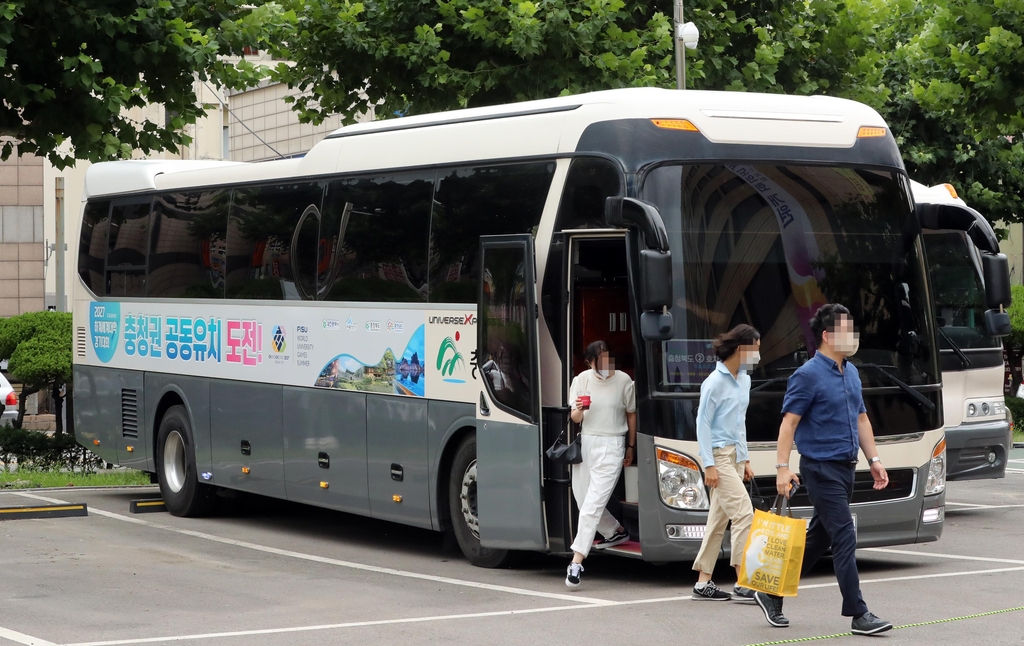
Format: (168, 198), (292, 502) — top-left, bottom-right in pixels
(228, 82), (372, 162)
(0, 145), (45, 316)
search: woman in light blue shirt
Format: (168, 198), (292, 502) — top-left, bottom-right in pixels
(691, 324), (761, 602)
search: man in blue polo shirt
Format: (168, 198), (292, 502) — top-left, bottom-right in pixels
(754, 304), (893, 636)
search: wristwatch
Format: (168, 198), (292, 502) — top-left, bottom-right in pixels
(868, 456), (882, 465)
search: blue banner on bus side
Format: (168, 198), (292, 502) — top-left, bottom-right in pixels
(89, 302), (120, 364)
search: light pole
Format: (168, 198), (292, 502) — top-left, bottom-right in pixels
(674, 0), (700, 90)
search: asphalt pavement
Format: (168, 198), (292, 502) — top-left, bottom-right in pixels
(1, 468), (1022, 646)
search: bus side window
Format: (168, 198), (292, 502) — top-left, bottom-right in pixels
(78, 200), (111, 295)
(226, 182), (325, 300)
(148, 190), (230, 299)
(106, 201), (151, 297)
(429, 162), (555, 303)
(554, 157), (624, 231)
(321, 172), (434, 303)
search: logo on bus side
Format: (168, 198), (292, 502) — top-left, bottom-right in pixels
(437, 331), (466, 383)
(89, 302), (120, 364)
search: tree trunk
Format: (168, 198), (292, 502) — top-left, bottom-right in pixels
(53, 381), (64, 438)
(14, 386), (39, 431)
(66, 378), (75, 438)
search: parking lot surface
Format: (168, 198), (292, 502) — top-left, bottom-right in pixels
(1, 459), (1023, 646)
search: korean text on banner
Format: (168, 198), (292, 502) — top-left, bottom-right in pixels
(737, 506), (807, 597)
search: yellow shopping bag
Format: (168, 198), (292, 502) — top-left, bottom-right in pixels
(737, 494), (807, 597)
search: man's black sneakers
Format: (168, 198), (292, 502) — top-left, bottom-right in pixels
(691, 580), (732, 601)
(565, 562), (584, 589)
(754, 592), (789, 627)
(593, 528), (630, 550)
(851, 612), (892, 635)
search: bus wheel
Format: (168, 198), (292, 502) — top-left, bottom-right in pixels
(156, 405), (215, 517)
(448, 435), (512, 568)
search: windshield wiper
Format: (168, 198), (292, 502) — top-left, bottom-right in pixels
(935, 325), (972, 368)
(856, 363), (936, 411)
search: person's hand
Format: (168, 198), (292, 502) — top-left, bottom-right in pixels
(574, 396), (585, 410)
(744, 461), (755, 482)
(705, 465), (719, 488)
(870, 460), (889, 490)
(776, 467), (799, 497)
(624, 447), (634, 467)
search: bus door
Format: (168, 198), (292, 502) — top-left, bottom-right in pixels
(476, 234), (547, 550)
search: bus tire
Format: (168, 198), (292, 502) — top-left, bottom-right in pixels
(448, 435), (513, 568)
(156, 405), (215, 517)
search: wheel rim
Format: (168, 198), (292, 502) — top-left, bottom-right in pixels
(459, 459), (480, 539)
(163, 430), (187, 494)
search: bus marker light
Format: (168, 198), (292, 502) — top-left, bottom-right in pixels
(932, 438), (946, 458)
(201, 472), (213, 481)
(656, 448), (699, 471)
(241, 467), (250, 474)
(93, 439), (100, 446)
(392, 495), (403, 503)
(857, 126), (887, 138)
(942, 183), (958, 199)
(320, 481), (329, 489)
(126, 446), (134, 453)
(652, 119), (699, 132)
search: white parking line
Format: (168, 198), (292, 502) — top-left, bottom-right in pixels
(0, 625), (56, 646)
(59, 567), (1024, 646)
(862, 547), (1024, 565)
(946, 501), (1024, 510)
(8, 492), (613, 607)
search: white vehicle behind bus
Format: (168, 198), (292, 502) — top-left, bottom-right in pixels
(916, 181), (1013, 479)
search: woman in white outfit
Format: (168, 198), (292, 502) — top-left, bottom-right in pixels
(565, 340), (637, 589)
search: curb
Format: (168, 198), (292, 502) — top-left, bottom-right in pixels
(0, 485), (158, 493)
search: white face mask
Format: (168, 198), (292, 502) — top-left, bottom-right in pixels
(740, 351), (761, 371)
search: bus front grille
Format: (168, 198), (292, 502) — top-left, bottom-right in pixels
(751, 468), (917, 508)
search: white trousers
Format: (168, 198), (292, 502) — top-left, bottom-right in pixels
(571, 434), (625, 557)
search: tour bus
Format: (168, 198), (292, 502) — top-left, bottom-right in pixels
(73, 88), (1013, 567)
(915, 181), (1013, 479)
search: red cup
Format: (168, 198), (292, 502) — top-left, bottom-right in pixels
(579, 394), (591, 410)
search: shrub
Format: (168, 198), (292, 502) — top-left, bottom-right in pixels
(0, 426), (103, 473)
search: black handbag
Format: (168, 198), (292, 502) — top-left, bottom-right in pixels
(546, 428), (582, 464)
(747, 475), (773, 512)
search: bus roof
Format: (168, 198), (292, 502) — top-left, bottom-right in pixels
(84, 87), (889, 199)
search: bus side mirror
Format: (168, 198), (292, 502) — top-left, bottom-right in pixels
(983, 253), (1011, 310)
(605, 197), (670, 252)
(985, 310), (1011, 338)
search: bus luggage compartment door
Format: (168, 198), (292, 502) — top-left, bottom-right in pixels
(475, 235), (547, 551)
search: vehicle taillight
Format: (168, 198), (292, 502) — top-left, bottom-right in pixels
(5, 391), (17, 407)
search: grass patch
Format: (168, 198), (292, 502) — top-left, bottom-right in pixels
(1014, 428), (1024, 446)
(0, 469), (151, 489)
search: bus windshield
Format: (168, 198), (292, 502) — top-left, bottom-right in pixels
(923, 231), (1001, 350)
(641, 164), (940, 394)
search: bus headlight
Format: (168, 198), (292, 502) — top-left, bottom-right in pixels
(656, 447), (709, 510)
(925, 438), (946, 496)
(964, 399), (1006, 421)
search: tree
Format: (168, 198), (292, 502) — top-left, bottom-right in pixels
(0, 312), (72, 434)
(0, 0), (292, 168)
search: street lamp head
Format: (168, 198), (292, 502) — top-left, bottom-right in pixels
(677, 22), (699, 50)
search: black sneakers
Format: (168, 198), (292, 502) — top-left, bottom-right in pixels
(593, 528), (630, 550)
(754, 592), (789, 627)
(565, 562), (584, 589)
(732, 586), (756, 603)
(692, 580), (733, 601)
(852, 612), (893, 635)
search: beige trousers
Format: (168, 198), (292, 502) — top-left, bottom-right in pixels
(692, 445), (754, 574)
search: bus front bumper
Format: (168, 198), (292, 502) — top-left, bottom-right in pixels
(945, 420), (1011, 481)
